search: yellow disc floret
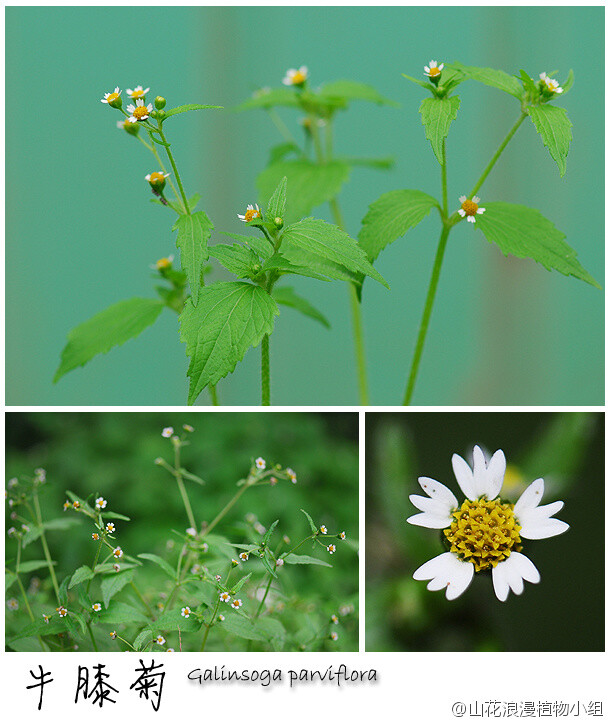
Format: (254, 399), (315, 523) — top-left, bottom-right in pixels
(156, 257), (172, 270)
(428, 66), (441, 78)
(292, 70), (306, 84)
(461, 198), (479, 217)
(444, 497), (522, 572)
(132, 105), (150, 120)
(106, 92), (120, 104)
(244, 208), (261, 222)
(148, 172), (166, 185)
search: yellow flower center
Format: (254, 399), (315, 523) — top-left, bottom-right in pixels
(149, 172), (166, 185)
(292, 70), (306, 84)
(444, 497), (522, 572)
(107, 92), (120, 103)
(132, 105), (149, 120)
(156, 257), (172, 270)
(428, 67), (441, 77)
(461, 199), (479, 216)
(244, 208), (261, 222)
(131, 89), (145, 99)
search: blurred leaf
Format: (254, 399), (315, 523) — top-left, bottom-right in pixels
(97, 601), (148, 625)
(43, 517), (82, 531)
(319, 79), (399, 107)
(262, 519), (279, 546)
(138, 553), (177, 580)
(300, 508), (317, 534)
(5, 572), (17, 590)
(69, 565), (94, 588)
(220, 614), (267, 641)
(102, 512), (131, 521)
(154, 607), (202, 632)
(282, 553), (332, 567)
(164, 103), (223, 118)
(101, 569), (135, 609)
(273, 286), (330, 328)
(17, 559), (56, 574)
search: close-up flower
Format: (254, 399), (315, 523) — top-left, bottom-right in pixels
(255, 457), (266, 470)
(219, 592), (231, 602)
(320, 525), (328, 534)
(408, 445), (569, 601)
(423, 60), (444, 79)
(286, 468), (297, 484)
(92, 532), (100, 540)
(231, 598), (243, 609)
(162, 427), (174, 438)
(181, 606), (191, 618)
(110, 631), (117, 639)
(331, 614), (339, 623)
(56, 606), (68, 617)
(282, 65), (308, 86)
(330, 631), (339, 641)
(539, 72), (564, 94)
(126, 85), (150, 100)
(327, 544), (336, 554)
(237, 203), (262, 223)
(126, 99), (153, 123)
(112, 546), (123, 559)
(457, 195), (486, 223)
(42, 614), (50, 624)
(95, 497), (107, 510)
(106, 522), (116, 534)
(63, 500), (71, 511)
(156, 635), (166, 645)
(145, 171), (170, 189)
(101, 87), (122, 105)
(239, 552), (249, 561)
(7, 598), (19, 611)
(276, 558), (284, 567)
(339, 531), (346, 540)
(92, 602), (102, 612)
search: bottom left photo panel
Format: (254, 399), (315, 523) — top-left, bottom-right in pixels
(5, 411), (359, 653)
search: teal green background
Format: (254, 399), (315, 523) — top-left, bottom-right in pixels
(6, 6), (604, 405)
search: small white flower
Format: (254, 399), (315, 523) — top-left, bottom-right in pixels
(331, 614), (339, 623)
(8, 478), (18, 488)
(63, 500), (71, 511)
(95, 497), (107, 510)
(339, 531), (346, 540)
(215, 574), (222, 582)
(35, 468), (46, 482)
(186, 527), (197, 537)
(42, 614), (50, 624)
(286, 468), (297, 484)
(156, 635), (166, 645)
(166, 647), (175, 652)
(239, 552), (249, 562)
(408, 445), (569, 601)
(327, 544), (336, 554)
(126, 85), (150, 99)
(201, 543), (209, 553)
(539, 72), (563, 94)
(255, 457), (266, 470)
(282, 66), (308, 86)
(112, 546), (123, 559)
(218, 614), (225, 621)
(183, 424), (195, 432)
(106, 522), (115, 534)
(276, 558), (284, 567)
(457, 195), (486, 223)
(320, 525), (328, 534)
(7, 527), (16, 537)
(220, 592), (231, 602)
(113, 563), (121, 572)
(181, 606), (191, 618)
(101, 87), (121, 104)
(162, 427), (174, 438)
(145, 171), (170, 188)
(92, 532), (100, 540)
(126, 99), (153, 123)
(110, 630), (117, 639)
(237, 203), (262, 223)
(7, 598), (19, 611)
(57, 606), (68, 617)
(92, 603), (102, 612)
(423, 60), (444, 79)
(330, 631), (338, 641)
(231, 599), (243, 610)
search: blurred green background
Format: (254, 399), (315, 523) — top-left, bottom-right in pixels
(6, 6), (603, 405)
(6, 412), (358, 651)
(365, 412), (604, 651)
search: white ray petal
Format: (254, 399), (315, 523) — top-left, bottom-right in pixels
(451, 453), (476, 499)
(413, 552), (474, 600)
(417, 477), (458, 508)
(409, 494), (454, 518)
(406, 512), (452, 529)
(485, 449), (506, 499)
(492, 552), (540, 601)
(519, 517), (569, 540)
(513, 478), (545, 517)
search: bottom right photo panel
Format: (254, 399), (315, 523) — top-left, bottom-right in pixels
(365, 411), (604, 652)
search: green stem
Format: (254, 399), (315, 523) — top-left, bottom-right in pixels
(86, 540), (102, 595)
(174, 444), (197, 531)
(130, 581), (155, 618)
(86, 621), (99, 652)
(266, 108), (299, 148)
(209, 386), (219, 405)
(261, 334), (270, 406)
(200, 599), (221, 651)
(142, 134), (182, 204)
(255, 575), (274, 619)
(469, 112), (527, 199)
(33, 491), (60, 603)
(441, 138), (448, 217)
(402, 224), (451, 405)
(158, 125), (190, 214)
(202, 481), (252, 537)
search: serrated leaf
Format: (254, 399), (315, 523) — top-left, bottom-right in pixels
(133, 628), (154, 651)
(58, 575), (70, 605)
(449, 62), (523, 99)
(174, 211), (213, 305)
(220, 614), (268, 641)
(281, 218), (388, 288)
(257, 160), (350, 224)
(138, 553), (177, 580)
(97, 601), (148, 625)
(69, 611), (87, 637)
(220, 231), (275, 259)
(16, 559), (57, 574)
(10, 618), (69, 642)
(300, 508), (317, 534)
(180, 282), (279, 404)
(359, 189), (439, 263)
(154, 607), (202, 632)
(163, 103), (223, 118)
(272, 286), (330, 328)
(419, 96), (460, 164)
(319, 79), (399, 107)
(101, 568), (135, 609)
(255, 616), (286, 646)
(519, 69), (538, 97)
(282, 553), (332, 567)
(527, 105), (572, 177)
(235, 87), (300, 112)
(69, 565), (94, 588)
(475, 202), (600, 288)
(54, 298), (164, 382)
(232, 573), (253, 594)
(266, 176), (287, 221)
(261, 253), (331, 282)
(21, 525), (43, 548)
(209, 243), (261, 279)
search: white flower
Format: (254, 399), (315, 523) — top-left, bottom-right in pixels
(408, 446), (569, 601)
(286, 468), (297, 484)
(330, 631), (338, 641)
(215, 574), (222, 582)
(95, 497), (107, 510)
(218, 614), (225, 621)
(219, 592), (231, 602)
(112, 546), (123, 559)
(239, 552), (249, 562)
(145, 171), (170, 187)
(42, 614), (50, 624)
(320, 525), (328, 534)
(327, 544), (336, 554)
(181, 606), (191, 618)
(113, 563), (121, 572)
(7, 598), (19, 611)
(231, 599), (243, 609)
(254, 522), (266, 535)
(423, 60), (444, 79)
(276, 558), (284, 567)
(339, 531), (346, 540)
(156, 635), (166, 645)
(35, 468), (46, 482)
(282, 66), (308, 86)
(126, 99), (153, 123)
(255, 457), (266, 470)
(186, 527), (197, 537)
(56, 606), (68, 617)
(162, 427), (174, 438)
(106, 522), (116, 534)
(101, 87), (121, 104)
(331, 614), (339, 623)
(237, 203), (262, 223)
(92, 603), (102, 612)
(457, 195), (486, 223)
(183, 424), (194, 432)
(539, 72), (563, 94)
(126, 85), (150, 100)
(166, 647), (175, 652)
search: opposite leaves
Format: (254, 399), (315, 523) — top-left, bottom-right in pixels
(54, 298), (164, 382)
(174, 211), (213, 305)
(475, 202), (600, 288)
(180, 282), (279, 404)
(527, 105), (572, 177)
(420, 96), (460, 164)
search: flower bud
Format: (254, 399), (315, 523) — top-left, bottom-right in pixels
(145, 171), (170, 192)
(155, 96), (167, 110)
(274, 217), (283, 229)
(118, 118), (140, 136)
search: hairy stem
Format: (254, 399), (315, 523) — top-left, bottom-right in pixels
(174, 443), (197, 531)
(200, 599), (221, 651)
(130, 581), (155, 618)
(86, 621), (99, 652)
(261, 334), (271, 406)
(202, 481), (253, 537)
(158, 126), (190, 214)
(32, 491), (60, 603)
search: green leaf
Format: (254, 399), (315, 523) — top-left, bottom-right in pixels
(163, 103), (223, 118)
(235, 87), (300, 111)
(300, 508), (317, 534)
(232, 573), (252, 594)
(262, 519), (279, 546)
(220, 614), (267, 641)
(281, 218), (389, 288)
(58, 575), (70, 605)
(475, 202), (600, 288)
(359, 189), (439, 262)
(69, 565), (94, 588)
(340, 156), (395, 170)
(133, 629), (153, 651)
(100, 568), (135, 609)
(519, 69), (538, 97)
(257, 160), (350, 224)
(16, 559), (57, 574)
(220, 231), (274, 260)
(561, 69), (574, 96)
(54, 298), (164, 382)
(402, 73), (437, 92)
(209, 243), (261, 279)
(154, 607), (202, 632)
(265, 176), (287, 221)
(11, 618), (69, 642)
(70, 611), (87, 637)
(319, 79), (399, 107)
(268, 142), (301, 165)
(255, 616), (286, 647)
(419, 96), (460, 164)
(101, 511), (131, 521)
(272, 286), (330, 328)
(260, 554), (278, 579)
(180, 282), (279, 403)
(97, 601), (148, 625)
(138, 553), (177, 580)
(261, 253), (331, 282)
(449, 62), (523, 99)
(282, 553), (332, 567)
(174, 211), (213, 305)
(43, 517), (83, 531)
(527, 105), (572, 177)
(5, 572), (17, 590)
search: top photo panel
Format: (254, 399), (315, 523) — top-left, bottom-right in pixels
(6, 6), (603, 406)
